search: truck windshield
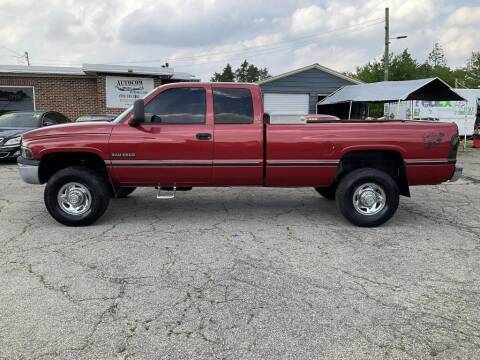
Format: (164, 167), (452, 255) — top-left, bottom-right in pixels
(112, 106), (133, 124)
(112, 86), (160, 124)
(0, 112), (41, 128)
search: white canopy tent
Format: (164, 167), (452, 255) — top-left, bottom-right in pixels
(317, 78), (465, 119)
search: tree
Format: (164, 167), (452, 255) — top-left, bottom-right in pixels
(353, 47), (461, 86)
(388, 49), (419, 80)
(258, 67), (270, 81)
(235, 60), (249, 82)
(211, 60), (270, 82)
(354, 49), (420, 82)
(210, 64), (234, 82)
(353, 56), (386, 83)
(349, 45), (479, 116)
(463, 51), (480, 88)
(428, 42), (447, 67)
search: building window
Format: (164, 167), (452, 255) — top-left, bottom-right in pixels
(0, 86), (35, 115)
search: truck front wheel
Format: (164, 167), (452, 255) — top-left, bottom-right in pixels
(44, 166), (110, 226)
(335, 168), (399, 227)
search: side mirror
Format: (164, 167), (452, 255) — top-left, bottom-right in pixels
(129, 99), (145, 125)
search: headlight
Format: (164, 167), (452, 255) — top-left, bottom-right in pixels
(4, 136), (21, 146)
(20, 146), (34, 160)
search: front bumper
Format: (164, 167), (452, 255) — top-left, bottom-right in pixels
(449, 165), (463, 182)
(17, 156), (41, 184)
(0, 145), (21, 160)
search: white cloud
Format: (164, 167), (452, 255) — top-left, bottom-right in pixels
(0, 0), (478, 80)
(445, 6), (480, 26)
(440, 7), (480, 62)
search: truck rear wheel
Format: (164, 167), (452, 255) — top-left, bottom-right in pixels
(335, 168), (399, 227)
(44, 166), (110, 226)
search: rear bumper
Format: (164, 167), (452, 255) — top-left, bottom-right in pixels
(17, 156), (41, 184)
(449, 166), (462, 182)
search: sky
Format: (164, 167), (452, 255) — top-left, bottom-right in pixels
(0, 0), (479, 80)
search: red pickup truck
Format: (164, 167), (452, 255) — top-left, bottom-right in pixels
(17, 82), (462, 227)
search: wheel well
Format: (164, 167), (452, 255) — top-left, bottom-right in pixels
(39, 152), (111, 188)
(337, 150), (410, 197)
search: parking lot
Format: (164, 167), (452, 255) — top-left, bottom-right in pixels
(0, 150), (479, 360)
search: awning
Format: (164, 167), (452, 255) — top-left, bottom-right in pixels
(318, 78), (465, 105)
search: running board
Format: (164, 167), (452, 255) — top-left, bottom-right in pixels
(157, 186), (176, 199)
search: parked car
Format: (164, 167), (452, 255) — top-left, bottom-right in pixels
(17, 82), (461, 227)
(76, 114), (117, 123)
(0, 111), (70, 160)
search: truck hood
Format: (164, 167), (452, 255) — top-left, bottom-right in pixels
(22, 122), (114, 141)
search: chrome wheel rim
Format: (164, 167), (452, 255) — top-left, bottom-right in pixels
(352, 182), (386, 216)
(57, 182), (92, 216)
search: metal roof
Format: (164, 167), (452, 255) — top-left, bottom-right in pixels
(82, 63), (174, 76)
(318, 78), (465, 105)
(257, 63), (363, 85)
(0, 63), (197, 80)
(0, 64), (84, 75)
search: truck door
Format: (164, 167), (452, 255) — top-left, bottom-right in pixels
(109, 85), (213, 186)
(211, 85), (263, 185)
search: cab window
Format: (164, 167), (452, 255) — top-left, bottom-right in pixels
(145, 87), (206, 124)
(213, 88), (254, 124)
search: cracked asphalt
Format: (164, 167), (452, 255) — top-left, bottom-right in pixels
(1, 150), (480, 359)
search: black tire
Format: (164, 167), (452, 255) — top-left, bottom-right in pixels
(44, 166), (110, 226)
(114, 187), (136, 198)
(315, 186), (336, 200)
(335, 168), (399, 227)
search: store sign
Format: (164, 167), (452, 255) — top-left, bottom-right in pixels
(106, 76), (154, 108)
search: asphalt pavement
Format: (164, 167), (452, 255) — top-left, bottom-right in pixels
(1, 150), (479, 359)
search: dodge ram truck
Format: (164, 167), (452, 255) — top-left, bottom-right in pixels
(17, 82), (462, 227)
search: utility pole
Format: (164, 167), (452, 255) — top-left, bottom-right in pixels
(384, 7), (389, 81)
(24, 51), (30, 66)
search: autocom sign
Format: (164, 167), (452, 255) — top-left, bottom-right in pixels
(106, 76), (154, 108)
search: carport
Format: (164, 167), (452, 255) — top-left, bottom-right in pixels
(317, 77), (465, 119)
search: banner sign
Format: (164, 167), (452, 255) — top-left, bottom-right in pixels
(106, 76), (154, 108)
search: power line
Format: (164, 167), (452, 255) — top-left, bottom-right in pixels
(110, 17), (384, 65)
(0, 45), (23, 57)
(173, 20), (384, 68)
(0, 45), (31, 66)
(34, 17), (383, 66)
(176, 20), (385, 64)
(14, 16), (384, 68)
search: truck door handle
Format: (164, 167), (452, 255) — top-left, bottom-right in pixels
(196, 133), (212, 140)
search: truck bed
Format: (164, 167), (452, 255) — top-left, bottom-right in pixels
(265, 120), (457, 186)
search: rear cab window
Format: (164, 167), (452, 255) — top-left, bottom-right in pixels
(213, 88), (254, 124)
